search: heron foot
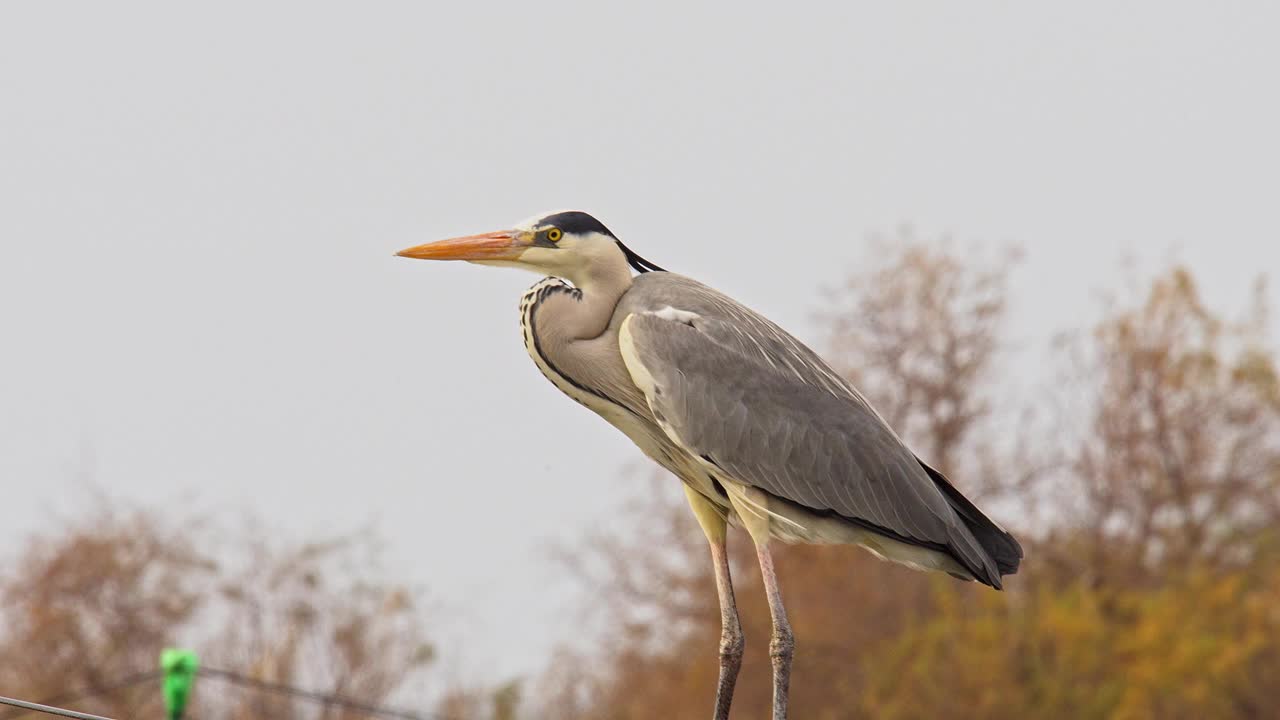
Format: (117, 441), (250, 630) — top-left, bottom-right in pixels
(768, 624), (794, 720)
(713, 629), (745, 720)
(720, 628), (745, 659)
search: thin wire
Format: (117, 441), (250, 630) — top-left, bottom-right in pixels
(0, 672), (156, 720)
(201, 668), (442, 720)
(0, 696), (118, 720)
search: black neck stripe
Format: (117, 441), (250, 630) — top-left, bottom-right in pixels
(524, 281), (643, 419)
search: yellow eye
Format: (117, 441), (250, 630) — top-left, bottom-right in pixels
(546, 227), (563, 243)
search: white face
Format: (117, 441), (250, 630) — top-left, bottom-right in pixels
(501, 220), (623, 282)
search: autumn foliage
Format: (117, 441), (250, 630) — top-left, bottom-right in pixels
(0, 511), (437, 719)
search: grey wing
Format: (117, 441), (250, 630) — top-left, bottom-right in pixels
(617, 285), (1004, 586)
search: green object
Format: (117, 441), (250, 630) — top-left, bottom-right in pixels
(160, 649), (199, 720)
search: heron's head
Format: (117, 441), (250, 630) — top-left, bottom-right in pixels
(396, 210), (663, 286)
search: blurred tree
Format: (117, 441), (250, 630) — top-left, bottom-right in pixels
(860, 560), (1280, 719)
(435, 681), (522, 720)
(0, 503), (440, 720)
(821, 233), (1020, 481)
(490, 680), (521, 720)
(1043, 269), (1280, 588)
(0, 504), (208, 719)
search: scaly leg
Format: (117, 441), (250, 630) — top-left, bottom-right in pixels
(723, 484), (795, 720)
(756, 541), (794, 720)
(684, 486), (744, 720)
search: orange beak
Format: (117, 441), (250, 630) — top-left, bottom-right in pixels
(396, 230), (531, 262)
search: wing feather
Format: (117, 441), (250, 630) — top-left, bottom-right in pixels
(616, 275), (1007, 585)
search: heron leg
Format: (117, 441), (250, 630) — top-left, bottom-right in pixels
(708, 536), (745, 719)
(723, 484), (794, 720)
(684, 486), (744, 720)
(756, 541), (794, 720)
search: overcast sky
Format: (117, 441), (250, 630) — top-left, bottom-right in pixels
(3, 2), (1278, 685)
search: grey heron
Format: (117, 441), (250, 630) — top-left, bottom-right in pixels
(397, 211), (1022, 720)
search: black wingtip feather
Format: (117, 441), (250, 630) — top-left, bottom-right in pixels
(917, 459), (1024, 582)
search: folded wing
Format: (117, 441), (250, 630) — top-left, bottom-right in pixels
(617, 278), (1016, 587)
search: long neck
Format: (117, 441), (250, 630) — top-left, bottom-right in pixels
(519, 254), (638, 410)
(538, 253), (634, 342)
(517, 243), (659, 425)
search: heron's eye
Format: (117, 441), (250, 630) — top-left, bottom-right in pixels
(546, 227), (563, 243)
